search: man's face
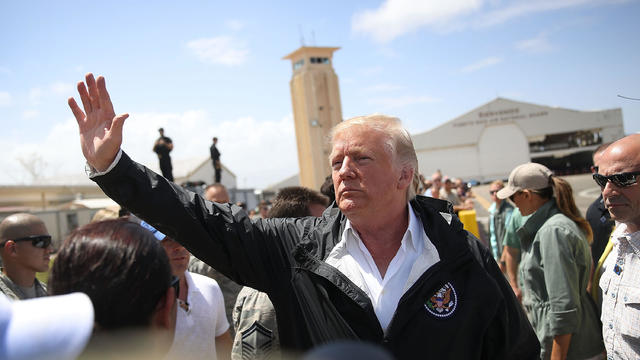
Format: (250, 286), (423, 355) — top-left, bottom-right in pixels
(205, 186), (230, 203)
(431, 175), (442, 190)
(11, 222), (52, 273)
(490, 184), (503, 203)
(444, 180), (453, 192)
(330, 126), (405, 218)
(259, 205), (269, 217)
(160, 238), (190, 277)
(598, 148), (640, 232)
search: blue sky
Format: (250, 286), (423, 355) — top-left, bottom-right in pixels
(1, 0), (639, 189)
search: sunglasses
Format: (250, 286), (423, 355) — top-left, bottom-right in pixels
(12, 235), (52, 248)
(592, 171), (640, 188)
(489, 190), (499, 195)
(509, 191), (522, 202)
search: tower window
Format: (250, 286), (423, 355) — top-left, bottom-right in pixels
(293, 59), (304, 70)
(310, 57), (330, 64)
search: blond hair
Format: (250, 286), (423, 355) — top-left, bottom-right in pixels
(329, 114), (419, 200)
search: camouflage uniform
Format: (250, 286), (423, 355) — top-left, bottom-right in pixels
(232, 286), (279, 360)
(0, 272), (47, 300)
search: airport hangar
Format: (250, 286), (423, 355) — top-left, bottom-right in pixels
(412, 97), (625, 183)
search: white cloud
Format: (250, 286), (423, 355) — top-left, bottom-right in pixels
(187, 36), (249, 66)
(0, 110), (298, 189)
(226, 20), (245, 31)
(476, 0), (602, 28)
(515, 32), (553, 53)
(22, 110), (39, 119)
(26, 82), (79, 106)
(368, 95), (441, 109)
(352, 0), (482, 43)
(0, 91), (12, 107)
(0, 118), (86, 184)
(123, 111), (298, 189)
(460, 56), (503, 73)
(352, 0), (620, 43)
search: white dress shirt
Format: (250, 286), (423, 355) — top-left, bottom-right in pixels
(599, 222), (640, 359)
(325, 204), (440, 332)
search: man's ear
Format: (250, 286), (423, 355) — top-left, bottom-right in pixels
(151, 287), (176, 330)
(3, 240), (17, 255)
(397, 167), (414, 190)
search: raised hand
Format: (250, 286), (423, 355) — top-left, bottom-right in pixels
(68, 73), (129, 172)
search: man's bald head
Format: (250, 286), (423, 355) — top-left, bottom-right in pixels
(0, 213), (51, 275)
(0, 213), (48, 243)
(601, 134), (640, 165)
(598, 134), (640, 232)
(204, 183), (230, 203)
(591, 141), (613, 174)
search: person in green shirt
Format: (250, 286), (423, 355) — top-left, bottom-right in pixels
(501, 207), (531, 303)
(498, 163), (603, 360)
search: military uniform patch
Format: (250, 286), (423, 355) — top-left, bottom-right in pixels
(424, 282), (458, 318)
(241, 321), (274, 359)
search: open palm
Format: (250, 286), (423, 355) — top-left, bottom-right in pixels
(68, 73), (129, 172)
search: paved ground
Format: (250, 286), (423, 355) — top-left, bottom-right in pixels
(469, 173), (600, 245)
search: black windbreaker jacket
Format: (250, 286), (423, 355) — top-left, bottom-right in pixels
(94, 152), (540, 359)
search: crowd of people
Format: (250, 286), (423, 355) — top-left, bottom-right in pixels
(0, 72), (638, 360)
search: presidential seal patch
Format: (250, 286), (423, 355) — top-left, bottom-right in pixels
(424, 282), (458, 318)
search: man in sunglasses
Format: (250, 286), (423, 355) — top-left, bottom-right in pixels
(595, 133), (640, 359)
(0, 213), (52, 300)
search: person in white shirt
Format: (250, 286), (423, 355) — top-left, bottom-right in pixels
(594, 133), (640, 359)
(151, 222), (232, 360)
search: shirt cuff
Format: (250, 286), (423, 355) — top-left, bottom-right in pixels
(87, 149), (123, 178)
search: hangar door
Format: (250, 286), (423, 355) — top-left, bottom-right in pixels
(478, 124), (529, 180)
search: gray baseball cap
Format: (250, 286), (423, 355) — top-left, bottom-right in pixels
(497, 163), (553, 200)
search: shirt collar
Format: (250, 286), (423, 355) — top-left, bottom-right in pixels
(344, 203), (422, 253)
(613, 222), (640, 255)
(518, 199), (559, 244)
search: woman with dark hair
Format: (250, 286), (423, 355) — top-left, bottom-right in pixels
(48, 218), (177, 357)
(497, 163), (604, 360)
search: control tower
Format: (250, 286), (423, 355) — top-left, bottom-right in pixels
(283, 46), (343, 190)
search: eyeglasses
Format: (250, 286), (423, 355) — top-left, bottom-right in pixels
(489, 190), (499, 195)
(592, 171), (640, 188)
(11, 235), (52, 248)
